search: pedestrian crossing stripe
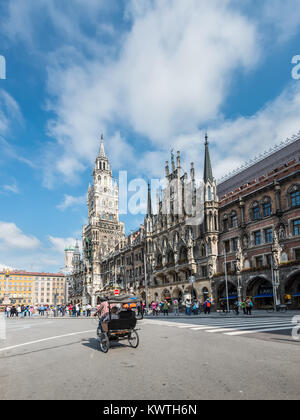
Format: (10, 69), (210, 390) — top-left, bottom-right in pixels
(206, 322), (294, 333)
(143, 319), (296, 337)
(225, 325), (294, 336)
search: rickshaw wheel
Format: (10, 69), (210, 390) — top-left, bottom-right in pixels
(99, 333), (110, 353)
(128, 329), (139, 348)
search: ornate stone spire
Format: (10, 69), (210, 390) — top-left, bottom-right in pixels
(99, 134), (106, 158)
(204, 134), (214, 183)
(171, 149), (176, 172)
(147, 182), (152, 217)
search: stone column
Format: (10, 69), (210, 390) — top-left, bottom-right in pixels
(239, 198), (245, 226)
(274, 181), (282, 213)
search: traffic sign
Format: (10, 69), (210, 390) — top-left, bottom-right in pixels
(114, 289), (120, 296)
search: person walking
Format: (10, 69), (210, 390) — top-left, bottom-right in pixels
(10, 306), (16, 317)
(185, 298), (192, 316)
(173, 299), (179, 316)
(241, 300), (247, 315)
(86, 303), (92, 317)
(16, 306), (21, 317)
(234, 300), (240, 315)
(72, 305), (77, 317)
(204, 299), (211, 315)
(192, 301), (199, 316)
(246, 298), (253, 315)
(151, 301), (158, 317)
(5, 306), (10, 318)
(163, 300), (169, 316)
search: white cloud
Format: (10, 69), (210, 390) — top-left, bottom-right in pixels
(0, 222), (40, 250)
(0, 89), (22, 135)
(0, 234), (81, 273)
(261, 0), (300, 43)
(1, 0), (300, 187)
(174, 83), (300, 181)
(48, 236), (79, 254)
(39, 0), (259, 185)
(2, 182), (19, 194)
(57, 194), (86, 211)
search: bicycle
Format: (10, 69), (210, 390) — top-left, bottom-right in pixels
(266, 305), (288, 313)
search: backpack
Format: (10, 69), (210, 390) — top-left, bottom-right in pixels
(206, 301), (211, 308)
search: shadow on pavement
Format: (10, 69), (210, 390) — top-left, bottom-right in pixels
(81, 338), (130, 352)
(0, 340), (82, 359)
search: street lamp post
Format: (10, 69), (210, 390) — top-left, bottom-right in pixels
(54, 289), (58, 317)
(224, 247), (230, 313)
(144, 253), (149, 312)
(270, 254), (277, 311)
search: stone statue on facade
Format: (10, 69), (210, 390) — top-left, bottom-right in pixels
(235, 239), (244, 273)
(272, 231), (282, 270)
(278, 225), (286, 241)
(207, 256), (216, 279)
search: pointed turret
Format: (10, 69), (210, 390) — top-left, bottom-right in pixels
(99, 134), (106, 158)
(171, 149), (176, 172)
(204, 134), (214, 183)
(147, 183), (152, 217)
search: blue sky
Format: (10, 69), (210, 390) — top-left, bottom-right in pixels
(0, 0), (300, 272)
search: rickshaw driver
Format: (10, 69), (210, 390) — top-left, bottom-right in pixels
(93, 297), (111, 332)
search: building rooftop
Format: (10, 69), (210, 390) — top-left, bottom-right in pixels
(217, 135), (300, 197)
(0, 271), (65, 277)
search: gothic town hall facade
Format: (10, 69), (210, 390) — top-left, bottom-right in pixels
(68, 134), (300, 310)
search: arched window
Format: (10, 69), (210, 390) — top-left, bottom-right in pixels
(179, 247), (188, 263)
(230, 211), (238, 228)
(223, 214), (228, 230)
(98, 175), (101, 183)
(261, 197), (272, 217)
(251, 201), (261, 221)
(208, 186), (212, 201)
(214, 213), (218, 231)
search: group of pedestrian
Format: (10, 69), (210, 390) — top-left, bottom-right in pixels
(239, 298), (254, 315)
(5, 305), (34, 317)
(68, 303), (92, 317)
(150, 297), (212, 316)
(4, 303), (94, 318)
(219, 298), (254, 315)
(150, 300), (171, 316)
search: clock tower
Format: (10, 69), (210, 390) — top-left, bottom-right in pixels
(82, 135), (125, 304)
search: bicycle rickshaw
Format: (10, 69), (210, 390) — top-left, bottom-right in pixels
(96, 295), (142, 353)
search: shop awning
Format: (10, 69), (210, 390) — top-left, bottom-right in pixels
(253, 294), (273, 299)
(220, 295), (238, 300)
(293, 293), (300, 297)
